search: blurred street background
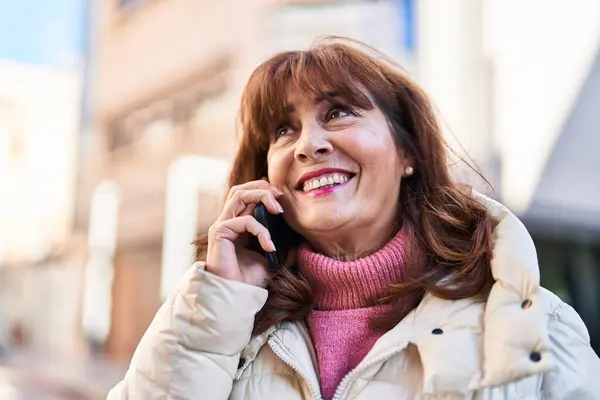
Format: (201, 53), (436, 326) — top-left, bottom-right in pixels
(0, 0), (599, 398)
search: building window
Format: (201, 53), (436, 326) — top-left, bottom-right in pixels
(109, 100), (175, 154)
(109, 120), (138, 152)
(109, 116), (174, 156)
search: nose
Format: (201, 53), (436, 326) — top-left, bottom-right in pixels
(293, 126), (333, 162)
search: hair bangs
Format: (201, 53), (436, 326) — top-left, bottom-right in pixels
(244, 47), (381, 142)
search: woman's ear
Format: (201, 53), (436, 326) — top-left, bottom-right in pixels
(397, 147), (415, 177)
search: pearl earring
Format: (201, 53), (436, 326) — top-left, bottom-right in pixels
(405, 166), (414, 176)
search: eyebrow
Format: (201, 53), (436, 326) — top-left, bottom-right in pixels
(314, 91), (339, 103)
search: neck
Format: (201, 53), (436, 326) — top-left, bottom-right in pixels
(304, 218), (401, 262)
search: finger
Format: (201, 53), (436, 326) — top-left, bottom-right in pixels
(220, 189), (278, 221)
(227, 180), (283, 202)
(238, 203), (256, 217)
(219, 189), (283, 221)
(210, 216), (276, 252)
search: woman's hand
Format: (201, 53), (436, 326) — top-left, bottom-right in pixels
(206, 180), (284, 287)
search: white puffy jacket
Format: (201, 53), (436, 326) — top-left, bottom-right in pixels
(108, 196), (600, 399)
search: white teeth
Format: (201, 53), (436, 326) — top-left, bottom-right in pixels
(302, 172), (353, 192)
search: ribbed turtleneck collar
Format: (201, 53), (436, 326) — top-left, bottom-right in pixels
(297, 228), (407, 310)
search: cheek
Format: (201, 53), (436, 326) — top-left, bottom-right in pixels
(342, 122), (398, 168)
(266, 150), (290, 186)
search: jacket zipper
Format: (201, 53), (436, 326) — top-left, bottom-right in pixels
(268, 336), (323, 400)
(331, 343), (407, 400)
(235, 358), (251, 380)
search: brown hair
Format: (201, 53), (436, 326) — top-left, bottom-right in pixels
(196, 37), (494, 335)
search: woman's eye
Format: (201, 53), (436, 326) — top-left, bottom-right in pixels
(275, 125), (292, 138)
(325, 107), (352, 121)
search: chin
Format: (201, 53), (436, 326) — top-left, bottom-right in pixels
(295, 207), (356, 233)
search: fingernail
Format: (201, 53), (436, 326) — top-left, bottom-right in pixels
(275, 188), (284, 196)
(276, 203), (284, 213)
(268, 240), (276, 251)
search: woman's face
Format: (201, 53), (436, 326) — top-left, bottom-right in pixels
(266, 87), (411, 255)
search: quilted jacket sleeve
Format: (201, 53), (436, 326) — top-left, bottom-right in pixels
(107, 262), (269, 400)
(542, 297), (600, 399)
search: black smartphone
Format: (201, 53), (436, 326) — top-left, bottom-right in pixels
(252, 203), (281, 270)
(249, 203), (302, 270)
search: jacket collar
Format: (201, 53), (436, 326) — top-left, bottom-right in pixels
(474, 193), (552, 386)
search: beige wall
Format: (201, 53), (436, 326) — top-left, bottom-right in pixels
(106, 247), (162, 359)
(95, 0), (242, 120)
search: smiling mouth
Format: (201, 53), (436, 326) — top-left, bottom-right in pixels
(300, 172), (355, 193)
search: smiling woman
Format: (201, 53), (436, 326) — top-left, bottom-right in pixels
(108, 38), (600, 400)
(216, 38), (495, 336)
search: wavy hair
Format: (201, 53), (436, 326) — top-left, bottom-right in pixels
(195, 38), (494, 335)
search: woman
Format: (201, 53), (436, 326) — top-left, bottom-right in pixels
(108, 38), (599, 399)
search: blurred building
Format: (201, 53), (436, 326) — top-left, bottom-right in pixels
(0, 61), (80, 271)
(77, 0), (259, 360)
(0, 60), (86, 359)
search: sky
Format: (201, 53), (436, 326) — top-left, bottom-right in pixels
(0, 0), (86, 68)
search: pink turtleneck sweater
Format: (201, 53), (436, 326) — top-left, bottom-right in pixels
(297, 229), (406, 400)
